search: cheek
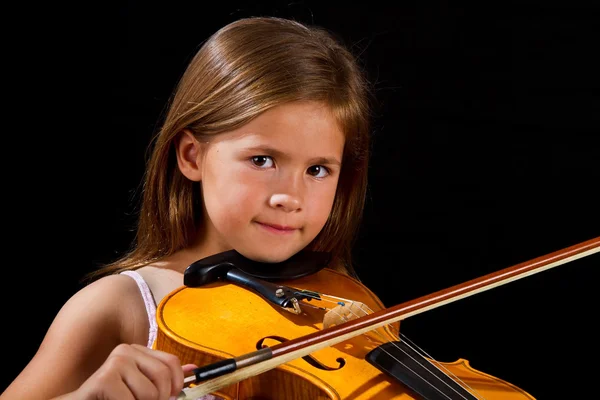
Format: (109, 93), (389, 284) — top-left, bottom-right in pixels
(206, 169), (264, 224)
(306, 183), (339, 225)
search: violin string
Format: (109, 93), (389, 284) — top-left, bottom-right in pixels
(324, 305), (462, 400)
(295, 291), (484, 400)
(397, 333), (482, 399)
(347, 301), (482, 400)
(351, 303), (484, 400)
(294, 295), (464, 399)
(328, 301), (478, 400)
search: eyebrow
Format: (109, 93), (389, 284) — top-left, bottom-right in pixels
(244, 145), (341, 166)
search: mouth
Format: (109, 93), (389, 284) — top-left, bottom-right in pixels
(256, 222), (299, 234)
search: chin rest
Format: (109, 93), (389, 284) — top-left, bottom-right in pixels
(183, 249), (331, 287)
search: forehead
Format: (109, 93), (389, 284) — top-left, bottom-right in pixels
(212, 102), (345, 156)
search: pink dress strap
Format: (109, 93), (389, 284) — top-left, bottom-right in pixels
(120, 270), (223, 400)
(120, 270), (158, 348)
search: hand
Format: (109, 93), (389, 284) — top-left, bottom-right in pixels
(72, 344), (197, 400)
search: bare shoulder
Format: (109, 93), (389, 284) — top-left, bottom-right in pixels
(57, 273), (149, 336)
(2, 274), (149, 399)
(74, 272), (144, 305)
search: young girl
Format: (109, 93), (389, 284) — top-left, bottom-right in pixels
(2, 16), (372, 400)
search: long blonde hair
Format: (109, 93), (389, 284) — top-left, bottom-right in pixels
(90, 16), (373, 281)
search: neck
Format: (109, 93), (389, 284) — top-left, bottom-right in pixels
(162, 237), (234, 274)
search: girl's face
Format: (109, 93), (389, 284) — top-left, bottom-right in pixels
(197, 101), (344, 263)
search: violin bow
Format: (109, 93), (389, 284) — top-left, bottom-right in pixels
(178, 236), (600, 399)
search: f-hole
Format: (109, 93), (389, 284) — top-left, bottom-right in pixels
(256, 336), (346, 371)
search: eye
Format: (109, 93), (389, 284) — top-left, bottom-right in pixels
(307, 165), (330, 178)
(251, 156), (274, 168)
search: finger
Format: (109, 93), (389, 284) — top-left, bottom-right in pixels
(105, 379), (137, 400)
(131, 344), (186, 396)
(99, 346), (164, 400)
(132, 352), (176, 399)
(81, 365), (136, 400)
(182, 364), (198, 376)
(121, 363), (163, 400)
(109, 345), (172, 400)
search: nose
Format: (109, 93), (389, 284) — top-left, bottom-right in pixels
(268, 193), (302, 212)
(269, 171), (304, 212)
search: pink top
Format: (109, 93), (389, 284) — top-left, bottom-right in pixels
(121, 270), (158, 348)
(121, 270), (222, 400)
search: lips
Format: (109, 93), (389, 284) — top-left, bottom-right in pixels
(256, 222), (299, 232)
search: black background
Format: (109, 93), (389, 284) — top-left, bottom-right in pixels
(4, 1), (599, 399)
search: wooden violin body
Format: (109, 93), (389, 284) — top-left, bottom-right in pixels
(155, 268), (534, 399)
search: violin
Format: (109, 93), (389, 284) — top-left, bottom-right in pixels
(155, 236), (600, 399)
